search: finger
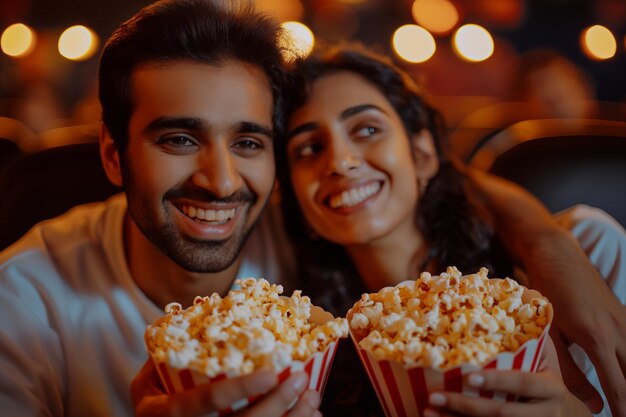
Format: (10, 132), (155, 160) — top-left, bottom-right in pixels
(586, 347), (626, 417)
(552, 331), (604, 413)
(131, 359), (166, 404)
(239, 371), (310, 417)
(425, 394), (559, 417)
(465, 369), (564, 400)
(137, 370), (278, 417)
(284, 390), (322, 417)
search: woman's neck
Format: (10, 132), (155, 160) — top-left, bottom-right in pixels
(344, 218), (428, 292)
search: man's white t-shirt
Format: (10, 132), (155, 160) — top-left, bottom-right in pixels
(0, 194), (294, 417)
(0, 198), (623, 417)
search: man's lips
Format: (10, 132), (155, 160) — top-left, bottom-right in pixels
(179, 204), (236, 223)
(171, 200), (246, 240)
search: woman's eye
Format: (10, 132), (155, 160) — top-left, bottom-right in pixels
(294, 142), (322, 159)
(354, 126), (378, 139)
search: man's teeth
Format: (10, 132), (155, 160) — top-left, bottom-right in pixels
(181, 205), (236, 222)
(329, 182), (381, 209)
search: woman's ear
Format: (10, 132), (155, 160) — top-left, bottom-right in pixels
(99, 122), (123, 187)
(411, 129), (439, 181)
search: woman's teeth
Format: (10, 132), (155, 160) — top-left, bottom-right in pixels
(181, 205), (236, 222)
(329, 182), (381, 209)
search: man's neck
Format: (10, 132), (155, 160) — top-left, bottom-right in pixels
(123, 213), (240, 309)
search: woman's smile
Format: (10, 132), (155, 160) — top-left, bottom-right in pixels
(326, 180), (382, 211)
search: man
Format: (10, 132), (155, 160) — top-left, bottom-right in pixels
(0, 1), (317, 416)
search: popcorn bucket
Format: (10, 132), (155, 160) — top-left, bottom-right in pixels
(349, 286), (553, 417)
(150, 306), (340, 416)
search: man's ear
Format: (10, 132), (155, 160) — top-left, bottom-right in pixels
(99, 122), (123, 187)
(411, 129), (439, 181)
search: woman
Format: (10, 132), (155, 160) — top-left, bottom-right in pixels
(276, 45), (625, 417)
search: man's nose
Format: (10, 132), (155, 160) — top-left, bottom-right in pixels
(191, 144), (243, 197)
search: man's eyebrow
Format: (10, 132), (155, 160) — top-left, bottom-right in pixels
(142, 117), (207, 135)
(142, 118), (273, 138)
(236, 121), (274, 139)
(287, 104), (388, 139)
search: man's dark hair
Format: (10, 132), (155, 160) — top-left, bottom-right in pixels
(98, 0), (288, 153)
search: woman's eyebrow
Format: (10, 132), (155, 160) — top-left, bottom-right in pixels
(287, 121), (318, 139)
(288, 104), (387, 139)
(340, 104), (387, 120)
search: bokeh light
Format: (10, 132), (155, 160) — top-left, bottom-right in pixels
(453, 24), (494, 62)
(581, 25), (617, 60)
(58, 25), (99, 61)
(1, 23), (36, 58)
(392, 24), (436, 63)
(279, 21), (314, 62)
(411, 0), (459, 35)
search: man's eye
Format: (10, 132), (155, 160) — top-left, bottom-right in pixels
(159, 135), (196, 147)
(233, 139), (262, 150)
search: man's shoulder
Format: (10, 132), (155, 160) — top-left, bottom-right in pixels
(554, 204), (626, 239)
(0, 194), (127, 276)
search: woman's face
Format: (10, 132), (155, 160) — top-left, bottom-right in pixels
(286, 71), (426, 246)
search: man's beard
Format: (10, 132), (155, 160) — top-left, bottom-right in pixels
(122, 165), (258, 273)
(140, 220), (253, 273)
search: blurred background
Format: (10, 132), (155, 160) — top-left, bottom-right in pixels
(1, 0), (625, 156)
(1, 0), (626, 247)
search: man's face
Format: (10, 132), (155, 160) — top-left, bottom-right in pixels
(121, 60), (275, 272)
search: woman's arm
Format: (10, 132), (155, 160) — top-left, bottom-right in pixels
(464, 168), (626, 417)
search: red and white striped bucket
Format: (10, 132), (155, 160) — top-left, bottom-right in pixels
(349, 287), (553, 417)
(150, 306), (341, 416)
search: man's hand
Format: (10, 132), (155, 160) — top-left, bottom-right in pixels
(548, 271), (626, 416)
(131, 359), (322, 417)
(467, 169), (626, 416)
(521, 224), (626, 417)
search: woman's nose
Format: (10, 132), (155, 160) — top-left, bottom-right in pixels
(191, 145), (243, 197)
(326, 142), (361, 176)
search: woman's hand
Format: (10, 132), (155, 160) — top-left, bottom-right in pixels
(131, 359), (322, 417)
(423, 368), (590, 417)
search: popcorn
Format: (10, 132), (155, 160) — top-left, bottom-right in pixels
(348, 267), (554, 417)
(145, 278), (348, 378)
(348, 267), (551, 369)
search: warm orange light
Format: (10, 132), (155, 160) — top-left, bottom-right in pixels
(392, 24), (436, 63)
(581, 25), (616, 60)
(253, 0), (303, 22)
(411, 0), (459, 35)
(58, 25), (99, 61)
(452, 24), (494, 62)
(1, 23), (36, 57)
(279, 21), (314, 62)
